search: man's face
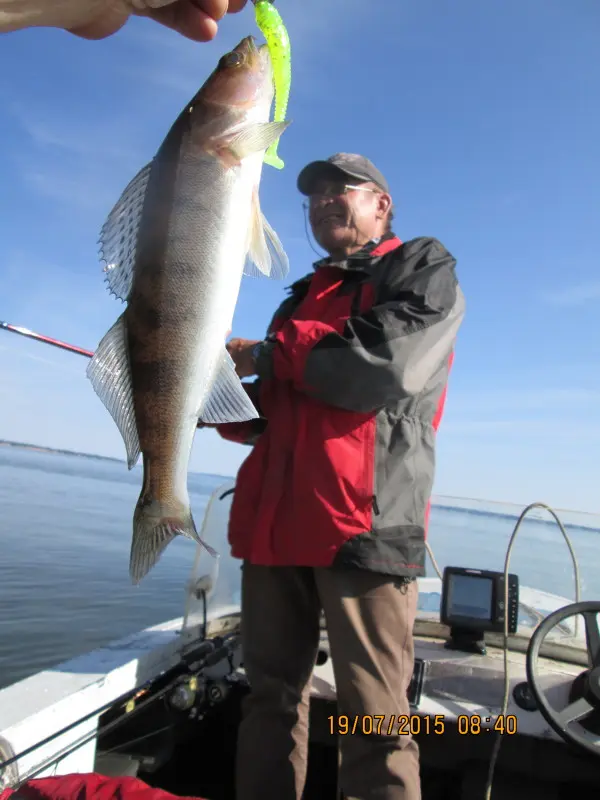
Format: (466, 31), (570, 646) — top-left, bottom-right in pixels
(307, 174), (390, 256)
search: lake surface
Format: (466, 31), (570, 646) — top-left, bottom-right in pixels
(1, 445), (599, 689)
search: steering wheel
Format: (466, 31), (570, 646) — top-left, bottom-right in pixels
(526, 601), (600, 758)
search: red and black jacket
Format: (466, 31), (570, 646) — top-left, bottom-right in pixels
(217, 233), (465, 577)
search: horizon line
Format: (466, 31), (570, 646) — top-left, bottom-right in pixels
(1, 438), (598, 519)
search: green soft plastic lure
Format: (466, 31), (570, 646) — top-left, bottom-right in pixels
(253, 0), (291, 169)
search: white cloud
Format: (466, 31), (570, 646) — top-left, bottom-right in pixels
(442, 417), (600, 441)
(440, 385), (600, 443)
(446, 386), (600, 416)
(0, 251), (118, 350)
(6, 101), (140, 163)
(21, 166), (118, 214)
(540, 281), (600, 306)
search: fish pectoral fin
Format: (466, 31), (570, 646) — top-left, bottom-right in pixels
(225, 120), (290, 163)
(198, 349), (260, 424)
(243, 186), (290, 280)
(86, 312), (141, 469)
(130, 496), (218, 585)
(99, 161), (152, 302)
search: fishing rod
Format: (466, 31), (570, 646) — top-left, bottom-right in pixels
(1, 321), (227, 430)
(0, 320), (93, 359)
(1, 320), (213, 431)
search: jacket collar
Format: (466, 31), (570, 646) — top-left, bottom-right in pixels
(283, 233), (403, 298)
(312, 231), (402, 273)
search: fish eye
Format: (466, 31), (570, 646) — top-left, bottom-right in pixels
(220, 52), (244, 69)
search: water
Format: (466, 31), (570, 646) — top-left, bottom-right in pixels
(1, 445), (600, 691)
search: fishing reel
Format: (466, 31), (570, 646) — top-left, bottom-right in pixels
(168, 673), (239, 721)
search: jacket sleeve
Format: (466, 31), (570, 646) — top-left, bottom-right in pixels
(255, 238), (465, 414)
(215, 379), (267, 446)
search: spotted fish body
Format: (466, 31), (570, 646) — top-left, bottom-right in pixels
(254, 0), (291, 169)
(87, 36), (290, 584)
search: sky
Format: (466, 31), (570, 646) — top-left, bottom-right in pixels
(0, 0), (599, 513)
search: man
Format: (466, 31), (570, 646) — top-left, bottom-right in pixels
(217, 153), (465, 800)
(0, 0), (247, 41)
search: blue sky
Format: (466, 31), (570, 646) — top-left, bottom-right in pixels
(0, 0), (599, 512)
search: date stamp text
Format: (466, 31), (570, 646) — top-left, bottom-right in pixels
(327, 714), (518, 736)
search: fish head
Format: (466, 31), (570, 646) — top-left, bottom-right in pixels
(197, 36), (274, 114)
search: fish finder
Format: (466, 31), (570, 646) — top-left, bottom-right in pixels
(440, 566), (519, 655)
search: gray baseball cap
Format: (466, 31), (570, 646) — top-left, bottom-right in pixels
(297, 153), (390, 195)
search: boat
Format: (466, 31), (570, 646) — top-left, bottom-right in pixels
(1, 479), (600, 799)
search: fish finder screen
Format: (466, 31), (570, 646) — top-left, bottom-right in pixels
(447, 574), (493, 620)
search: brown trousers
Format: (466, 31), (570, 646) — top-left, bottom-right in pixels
(235, 563), (421, 800)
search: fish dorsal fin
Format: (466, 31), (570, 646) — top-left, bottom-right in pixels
(99, 162), (152, 302)
(86, 312), (140, 469)
(243, 187), (290, 280)
(198, 349), (260, 424)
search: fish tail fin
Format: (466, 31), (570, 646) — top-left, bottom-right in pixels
(130, 493), (217, 585)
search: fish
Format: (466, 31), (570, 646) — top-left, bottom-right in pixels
(86, 35), (290, 585)
(253, 0), (291, 169)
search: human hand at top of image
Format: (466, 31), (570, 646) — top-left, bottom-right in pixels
(0, 0), (248, 41)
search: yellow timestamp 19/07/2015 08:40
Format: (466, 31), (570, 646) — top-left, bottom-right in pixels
(327, 714), (518, 737)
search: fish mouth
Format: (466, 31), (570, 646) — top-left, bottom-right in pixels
(235, 35), (272, 73)
(232, 35), (259, 64)
(257, 41), (272, 70)
(237, 34), (257, 51)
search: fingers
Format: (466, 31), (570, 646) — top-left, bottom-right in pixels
(146, 0), (249, 42)
(189, 0), (246, 21)
(226, 337), (248, 355)
(225, 0), (249, 12)
(144, 3), (218, 41)
(67, 0), (249, 42)
(67, 8), (129, 39)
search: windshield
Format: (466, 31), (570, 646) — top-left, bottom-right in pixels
(186, 481), (600, 655)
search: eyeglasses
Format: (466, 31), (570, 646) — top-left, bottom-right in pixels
(308, 182), (381, 201)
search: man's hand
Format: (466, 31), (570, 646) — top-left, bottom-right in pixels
(226, 337), (260, 379)
(71, 0), (247, 41)
(1, 0), (248, 42)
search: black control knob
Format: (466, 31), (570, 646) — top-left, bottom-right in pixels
(513, 681), (538, 711)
